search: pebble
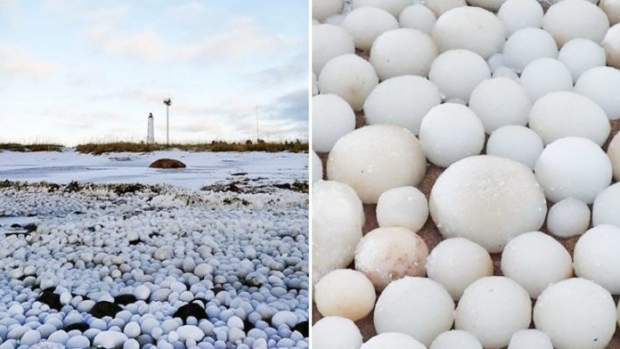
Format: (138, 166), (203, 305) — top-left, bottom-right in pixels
(66, 335), (90, 349)
(93, 331), (129, 348)
(177, 325), (205, 342)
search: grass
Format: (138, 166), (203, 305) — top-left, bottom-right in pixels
(75, 140), (308, 155)
(0, 143), (63, 152)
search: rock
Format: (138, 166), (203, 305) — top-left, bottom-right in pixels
(292, 321), (309, 337)
(149, 159), (186, 169)
(173, 300), (208, 324)
(90, 301), (122, 318)
(63, 322), (89, 332)
(114, 294), (137, 306)
(38, 288), (62, 312)
(93, 331), (129, 349)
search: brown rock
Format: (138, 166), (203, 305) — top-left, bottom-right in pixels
(149, 158), (186, 169)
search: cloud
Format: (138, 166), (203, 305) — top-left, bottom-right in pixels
(87, 5), (129, 23)
(0, 44), (58, 80)
(86, 26), (165, 59)
(168, 1), (206, 18)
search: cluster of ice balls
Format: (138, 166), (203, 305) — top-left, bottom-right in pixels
(312, 0), (620, 347)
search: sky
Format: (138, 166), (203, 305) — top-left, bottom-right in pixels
(0, 0), (309, 146)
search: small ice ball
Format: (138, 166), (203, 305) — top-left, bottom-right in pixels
(455, 277), (532, 348)
(487, 125), (543, 169)
(342, 7), (399, 51)
(508, 330), (553, 349)
(376, 186), (429, 233)
(542, 0), (610, 47)
(313, 0), (344, 22)
(558, 38), (606, 81)
(399, 5), (437, 35)
(361, 332), (426, 349)
(486, 53), (507, 73)
(528, 91), (610, 146)
(432, 6), (505, 59)
(355, 227), (429, 292)
(535, 137), (612, 204)
(312, 151), (323, 184)
(430, 330), (483, 349)
(374, 277), (455, 347)
(493, 66), (520, 81)
(363, 75), (441, 135)
(369, 28), (438, 80)
(574, 66), (620, 120)
(503, 28), (558, 73)
(534, 278), (616, 349)
(469, 78), (532, 133)
(426, 238), (493, 300)
(593, 183), (620, 227)
(520, 58), (573, 101)
(312, 316), (363, 349)
(547, 198), (591, 237)
(498, 0), (544, 37)
(425, 0), (466, 16)
(314, 269), (376, 321)
(351, 0), (411, 17)
(603, 24), (620, 69)
(600, 0), (620, 25)
(419, 103), (485, 167)
(312, 94), (356, 152)
(428, 49), (491, 103)
(318, 54), (378, 111)
(312, 24), (355, 75)
(574, 225), (620, 294)
(327, 124), (427, 204)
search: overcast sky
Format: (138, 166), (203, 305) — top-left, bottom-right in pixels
(0, 0), (308, 146)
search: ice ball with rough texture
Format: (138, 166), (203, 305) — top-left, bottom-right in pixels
(429, 49), (491, 103)
(547, 198), (590, 237)
(426, 0), (466, 16)
(503, 28), (558, 73)
(351, 0), (410, 17)
(487, 125), (543, 169)
(430, 330), (483, 349)
(361, 333), (426, 349)
(312, 24), (355, 75)
(355, 227), (428, 292)
(319, 54), (378, 111)
(399, 5), (436, 35)
(574, 66), (620, 120)
(313, 0), (344, 22)
(343, 7), (399, 51)
(430, 155), (547, 253)
(327, 124), (426, 203)
(498, 0), (544, 37)
(600, 0), (620, 25)
(593, 183), (620, 227)
(534, 278), (616, 349)
(469, 78), (531, 133)
(369, 28), (438, 80)
(535, 137), (612, 204)
(508, 330), (553, 349)
(376, 186), (428, 232)
(558, 38), (606, 81)
(363, 75), (441, 135)
(528, 91), (610, 146)
(543, 0), (610, 47)
(419, 103), (485, 167)
(574, 225), (620, 294)
(520, 58), (573, 101)
(313, 316), (363, 349)
(426, 238), (493, 300)
(315, 269), (376, 321)
(374, 277), (455, 347)
(312, 151), (323, 184)
(432, 6), (505, 59)
(603, 24), (620, 69)
(609, 134), (620, 181)
(312, 94), (356, 152)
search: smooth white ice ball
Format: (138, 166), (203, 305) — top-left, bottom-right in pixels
(419, 103), (485, 167)
(542, 0), (610, 47)
(369, 28), (438, 80)
(428, 49), (491, 103)
(466, 0), (507, 11)
(425, 0), (466, 16)
(376, 186), (428, 232)
(327, 124), (426, 203)
(528, 91), (611, 146)
(574, 66), (620, 120)
(312, 151), (323, 184)
(363, 75), (441, 135)
(534, 278), (616, 349)
(574, 225), (620, 294)
(469, 78), (532, 133)
(361, 333), (426, 349)
(351, 0), (410, 17)
(593, 183), (620, 227)
(558, 38), (606, 82)
(487, 125), (543, 169)
(399, 5), (436, 35)
(313, 0), (344, 22)
(535, 137), (612, 204)
(547, 198), (591, 237)
(315, 269), (376, 321)
(430, 330), (483, 349)
(609, 134), (620, 181)
(432, 6), (505, 59)
(374, 277), (455, 347)
(430, 155), (547, 253)
(600, 0), (620, 25)
(520, 58), (573, 101)
(498, 0), (544, 37)
(313, 316), (363, 349)
(355, 227), (429, 292)
(342, 7), (399, 51)
(486, 52), (507, 73)
(503, 28), (558, 73)
(508, 330), (553, 349)
(312, 24), (355, 75)
(312, 94), (356, 152)
(318, 54), (378, 111)
(603, 24), (620, 69)
(456, 277), (532, 348)
(426, 237), (493, 300)
(493, 66), (520, 81)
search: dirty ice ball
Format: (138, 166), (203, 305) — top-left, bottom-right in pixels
(542, 0), (610, 47)
(312, 24), (355, 75)
(312, 94), (356, 153)
(603, 24), (620, 69)
(503, 28), (558, 73)
(600, 0), (620, 25)
(469, 78), (532, 133)
(574, 225), (620, 294)
(429, 49), (490, 103)
(547, 198), (590, 237)
(508, 330), (553, 349)
(498, 0), (544, 37)
(520, 58), (573, 101)
(376, 186), (428, 233)
(313, 316), (363, 349)
(319, 54), (378, 111)
(574, 66), (620, 121)
(315, 269), (376, 321)
(343, 7), (399, 51)
(361, 333), (426, 349)
(430, 330), (483, 349)
(486, 125), (543, 170)
(399, 5), (436, 35)
(312, 151), (323, 184)
(558, 38), (606, 81)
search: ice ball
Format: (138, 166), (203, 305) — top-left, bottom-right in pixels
(430, 330), (483, 349)
(547, 198), (590, 237)
(314, 269), (376, 321)
(469, 78), (531, 133)
(593, 183), (620, 228)
(425, 0), (466, 16)
(361, 332), (426, 349)
(318, 54), (378, 111)
(312, 24), (355, 75)
(399, 5), (436, 35)
(520, 58), (573, 101)
(498, 0), (544, 37)
(376, 186), (428, 233)
(312, 316), (363, 349)
(574, 66), (620, 120)
(351, 0), (411, 17)
(493, 66), (520, 81)
(312, 151), (323, 184)
(466, 0), (507, 11)
(313, 0), (344, 22)
(557, 38), (606, 82)
(508, 330), (553, 349)
(312, 94), (356, 152)
(609, 133), (620, 181)
(603, 24), (620, 69)
(600, 0), (620, 25)
(428, 49), (491, 103)
(574, 225), (620, 294)
(342, 7), (399, 51)
(542, 0), (610, 47)
(503, 28), (558, 73)
(486, 125), (543, 169)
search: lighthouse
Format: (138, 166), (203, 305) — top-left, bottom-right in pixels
(147, 113), (155, 144)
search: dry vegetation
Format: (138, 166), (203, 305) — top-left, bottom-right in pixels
(0, 143), (64, 152)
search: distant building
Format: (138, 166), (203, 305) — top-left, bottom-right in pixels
(147, 113), (154, 144)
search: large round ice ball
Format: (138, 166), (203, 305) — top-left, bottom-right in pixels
(504, 28), (558, 73)
(312, 151), (323, 184)
(376, 186), (428, 233)
(342, 7), (399, 51)
(426, 237), (493, 300)
(574, 66), (620, 120)
(312, 94), (356, 153)
(547, 198), (591, 237)
(355, 227), (428, 292)
(501, 231), (573, 298)
(486, 125), (543, 170)
(432, 6), (505, 59)
(315, 269), (376, 321)
(428, 49), (491, 103)
(603, 24), (620, 69)
(426, 0), (466, 16)
(498, 0), (544, 37)
(574, 225), (620, 294)
(313, 316), (363, 349)
(542, 0), (610, 47)
(419, 103), (485, 167)
(399, 5), (436, 35)
(312, 24), (355, 75)
(558, 38), (606, 82)
(469, 78), (531, 133)
(520, 58), (573, 101)
(534, 278), (616, 349)
(430, 330), (483, 349)
(593, 183), (620, 227)
(528, 91), (610, 146)
(327, 124), (426, 204)
(430, 155), (547, 253)
(318, 54), (378, 111)
(351, 0), (411, 17)
(508, 330), (553, 349)
(369, 28), (438, 80)
(361, 333), (426, 349)
(600, 0), (620, 25)
(374, 277), (455, 347)
(313, 0), (344, 22)
(535, 137), (612, 204)
(608, 133), (620, 181)
(455, 277), (532, 348)
(363, 75), (441, 135)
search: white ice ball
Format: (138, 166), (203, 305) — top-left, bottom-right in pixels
(363, 75), (441, 135)
(487, 125), (543, 170)
(534, 278), (616, 349)
(498, 0), (544, 37)
(342, 7), (399, 51)
(493, 66), (520, 81)
(313, 316), (363, 349)
(430, 155), (547, 253)
(466, 0), (507, 11)
(432, 6), (505, 59)
(574, 225), (620, 294)
(593, 183), (620, 228)
(312, 151), (323, 184)
(558, 38), (606, 82)
(313, 0), (344, 22)
(425, 0), (466, 16)
(315, 269), (376, 321)
(430, 330), (483, 349)
(376, 186), (429, 233)
(535, 137), (612, 204)
(609, 133), (620, 181)
(428, 49), (491, 103)
(361, 333), (426, 349)
(399, 5), (437, 35)
(603, 24), (620, 69)
(327, 124), (427, 203)
(503, 28), (558, 73)
(547, 198), (591, 237)
(574, 66), (620, 120)
(542, 0), (610, 47)
(369, 28), (438, 80)
(419, 103), (485, 167)
(312, 24), (355, 75)
(600, 0), (620, 25)
(455, 277), (532, 348)
(469, 78), (532, 133)
(351, 0), (411, 17)
(312, 94), (356, 152)
(520, 58), (573, 102)
(426, 237), (493, 300)
(374, 277), (455, 347)
(508, 330), (553, 349)
(319, 54), (378, 111)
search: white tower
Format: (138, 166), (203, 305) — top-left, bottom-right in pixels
(147, 113), (155, 144)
